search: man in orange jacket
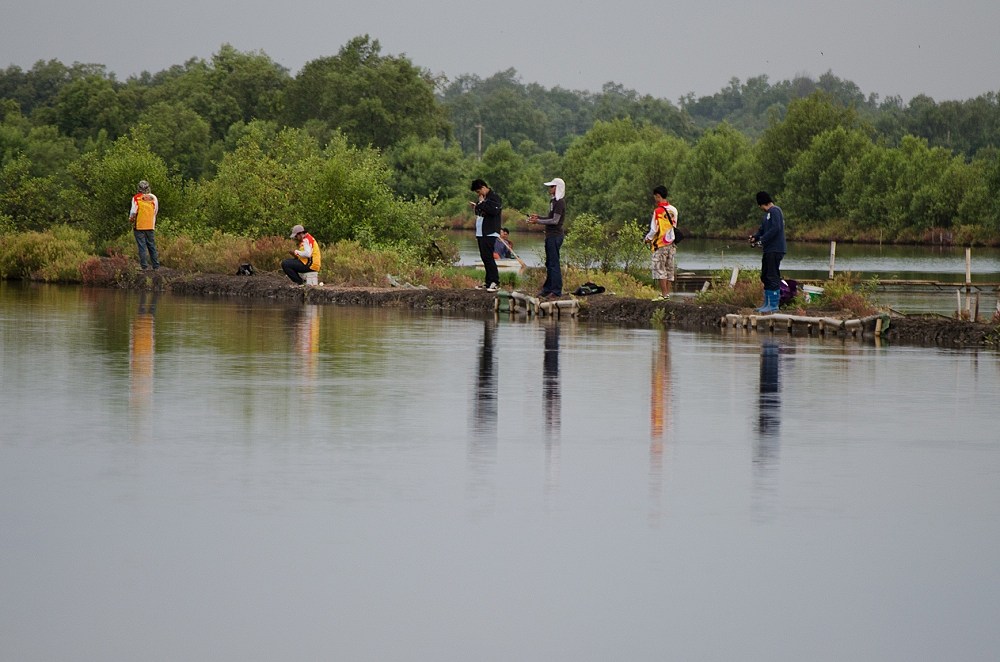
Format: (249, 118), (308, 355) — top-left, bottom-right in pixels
(129, 180), (160, 270)
(282, 224), (322, 284)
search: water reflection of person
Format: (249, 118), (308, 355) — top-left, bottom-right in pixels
(295, 304), (321, 389)
(469, 318), (498, 464)
(756, 340), (781, 444)
(543, 322), (562, 491)
(649, 329), (672, 522)
(128, 291), (157, 442)
(754, 340), (782, 518)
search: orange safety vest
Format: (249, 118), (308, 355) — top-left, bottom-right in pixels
(651, 202), (676, 250)
(297, 233), (322, 271)
(132, 193), (157, 231)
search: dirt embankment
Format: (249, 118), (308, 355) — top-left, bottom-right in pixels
(121, 269), (1000, 348)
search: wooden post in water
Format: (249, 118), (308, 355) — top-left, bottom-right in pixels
(828, 241), (837, 279)
(965, 247), (972, 292)
(956, 290), (962, 319)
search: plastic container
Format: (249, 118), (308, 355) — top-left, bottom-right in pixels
(802, 284), (824, 302)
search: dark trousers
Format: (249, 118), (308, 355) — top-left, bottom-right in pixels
(133, 229), (159, 269)
(542, 235), (564, 295)
(477, 236), (499, 286)
(282, 257), (312, 284)
(760, 252), (784, 291)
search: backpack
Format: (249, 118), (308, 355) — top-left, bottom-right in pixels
(779, 279), (798, 305)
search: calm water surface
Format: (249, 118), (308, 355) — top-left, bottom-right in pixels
(2, 283), (999, 661)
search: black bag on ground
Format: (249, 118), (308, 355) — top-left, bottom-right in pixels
(237, 263), (255, 276)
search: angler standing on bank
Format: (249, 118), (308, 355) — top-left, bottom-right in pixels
(749, 191), (786, 314)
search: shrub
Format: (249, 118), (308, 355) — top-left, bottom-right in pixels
(810, 273), (880, 316)
(563, 212), (647, 273)
(79, 251), (131, 286)
(696, 268), (764, 307)
(0, 225), (94, 281)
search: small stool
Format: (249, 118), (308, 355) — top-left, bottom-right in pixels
(303, 271), (319, 286)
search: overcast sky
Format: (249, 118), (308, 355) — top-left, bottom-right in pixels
(3, 0), (998, 103)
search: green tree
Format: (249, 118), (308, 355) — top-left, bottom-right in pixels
(756, 92), (859, 194)
(0, 156), (67, 231)
(208, 44), (290, 124)
(672, 122), (756, 232)
(285, 36), (450, 150)
(840, 143), (908, 236)
(384, 136), (467, 210)
(193, 122), (430, 247)
(137, 102), (212, 179)
(51, 73), (130, 142)
(563, 119), (688, 225)
(782, 127), (874, 222)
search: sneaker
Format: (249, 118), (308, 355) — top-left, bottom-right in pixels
(652, 295), (670, 302)
(474, 284), (487, 290)
(486, 283), (499, 293)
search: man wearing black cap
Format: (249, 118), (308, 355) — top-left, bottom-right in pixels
(749, 191), (786, 313)
(470, 179), (501, 292)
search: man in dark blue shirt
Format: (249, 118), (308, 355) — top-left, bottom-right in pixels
(750, 191), (786, 313)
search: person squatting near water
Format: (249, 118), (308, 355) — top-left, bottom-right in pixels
(470, 178), (502, 293)
(749, 191), (787, 313)
(644, 185), (678, 301)
(282, 224), (322, 285)
(129, 180), (160, 270)
(528, 177), (566, 299)
(494, 228), (513, 259)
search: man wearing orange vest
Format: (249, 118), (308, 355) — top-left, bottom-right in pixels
(128, 180), (160, 270)
(643, 185), (678, 301)
(282, 224), (322, 284)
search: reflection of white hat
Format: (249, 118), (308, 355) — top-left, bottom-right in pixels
(289, 224), (305, 238)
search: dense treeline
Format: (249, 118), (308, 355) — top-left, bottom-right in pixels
(2, 35), (999, 273)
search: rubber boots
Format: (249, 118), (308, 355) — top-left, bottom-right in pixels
(756, 289), (780, 313)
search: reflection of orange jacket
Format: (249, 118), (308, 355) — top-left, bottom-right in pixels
(295, 233), (322, 270)
(131, 193), (158, 230)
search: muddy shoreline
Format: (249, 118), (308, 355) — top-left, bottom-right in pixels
(120, 269), (1000, 348)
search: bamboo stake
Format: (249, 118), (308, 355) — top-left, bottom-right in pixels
(828, 241), (837, 279)
(965, 247), (972, 292)
(729, 266), (740, 288)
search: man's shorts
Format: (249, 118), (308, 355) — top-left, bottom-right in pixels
(651, 244), (676, 281)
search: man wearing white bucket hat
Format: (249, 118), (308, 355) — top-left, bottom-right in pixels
(528, 177), (566, 299)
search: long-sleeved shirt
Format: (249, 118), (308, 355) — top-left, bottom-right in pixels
(753, 205), (786, 254)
